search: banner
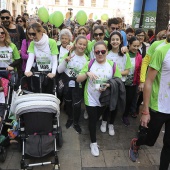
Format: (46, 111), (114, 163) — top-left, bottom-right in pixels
(132, 0), (158, 30)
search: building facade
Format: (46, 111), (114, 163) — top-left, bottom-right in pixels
(27, 0), (134, 24)
(0, 0), (28, 17)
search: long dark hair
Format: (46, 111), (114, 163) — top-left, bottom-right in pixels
(108, 31), (124, 56)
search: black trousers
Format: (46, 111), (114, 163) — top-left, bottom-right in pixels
(86, 105), (106, 143)
(123, 85), (138, 117)
(64, 87), (82, 125)
(136, 109), (170, 170)
(102, 107), (117, 124)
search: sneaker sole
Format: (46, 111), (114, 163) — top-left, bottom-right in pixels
(128, 148), (137, 162)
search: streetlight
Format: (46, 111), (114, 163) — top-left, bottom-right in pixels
(68, 8), (73, 18)
(23, 0), (27, 13)
(35, 6), (38, 15)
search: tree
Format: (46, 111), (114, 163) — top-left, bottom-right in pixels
(155, 0), (169, 34)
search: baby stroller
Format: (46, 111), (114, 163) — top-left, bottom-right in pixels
(11, 72), (62, 170)
(0, 69), (18, 162)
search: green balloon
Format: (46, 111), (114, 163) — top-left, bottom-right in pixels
(76, 10), (87, 26)
(101, 14), (108, 21)
(38, 7), (49, 23)
(52, 11), (64, 28)
(49, 13), (55, 25)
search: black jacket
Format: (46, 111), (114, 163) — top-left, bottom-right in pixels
(99, 77), (126, 113)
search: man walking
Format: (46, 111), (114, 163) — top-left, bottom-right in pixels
(129, 43), (170, 170)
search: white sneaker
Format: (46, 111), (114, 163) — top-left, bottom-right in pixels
(108, 124), (115, 136)
(90, 143), (99, 156)
(84, 110), (88, 119)
(100, 121), (107, 133)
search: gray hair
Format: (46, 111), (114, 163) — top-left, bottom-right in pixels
(59, 29), (73, 41)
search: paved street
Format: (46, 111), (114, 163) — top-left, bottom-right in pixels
(1, 106), (169, 170)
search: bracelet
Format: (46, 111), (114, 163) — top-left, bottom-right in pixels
(141, 111), (150, 115)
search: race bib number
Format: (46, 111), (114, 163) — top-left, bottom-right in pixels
(37, 57), (52, 71)
(0, 52), (10, 61)
(65, 68), (77, 77)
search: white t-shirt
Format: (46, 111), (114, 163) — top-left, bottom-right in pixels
(64, 52), (88, 78)
(58, 46), (69, 65)
(0, 46), (13, 68)
(107, 51), (131, 82)
(79, 60), (121, 106)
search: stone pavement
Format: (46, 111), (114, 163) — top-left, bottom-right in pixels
(1, 106), (169, 170)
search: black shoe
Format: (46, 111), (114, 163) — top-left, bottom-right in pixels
(73, 124), (82, 134)
(65, 119), (73, 129)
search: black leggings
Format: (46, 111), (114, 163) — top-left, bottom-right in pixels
(136, 109), (170, 170)
(86, 105), (106, 143)
(102, 107), (117, 124)
(64, 87), (82, 125)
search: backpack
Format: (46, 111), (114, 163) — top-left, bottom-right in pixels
(88, 59), (116, 76)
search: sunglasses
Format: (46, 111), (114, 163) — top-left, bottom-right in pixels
(28, 32), (36, 37)
(95, 50), (106, 55)
(111, 27), (119, 31)
(0, 32), (5, 35)
(17, 20), (23, 23)
(94, 33), (104, 37)
(1, 16), (10, 20)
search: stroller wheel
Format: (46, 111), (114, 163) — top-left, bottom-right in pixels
(56, 126), (63, 148)
(54, 164), (60, 170)
(0, 147), (7, 162)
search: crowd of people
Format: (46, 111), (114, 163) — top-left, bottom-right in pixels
(0, 9), (170, 170)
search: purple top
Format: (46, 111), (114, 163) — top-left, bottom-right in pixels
(20, 39), (31, 71)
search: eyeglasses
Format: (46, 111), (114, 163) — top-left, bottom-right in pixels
(17, 20), (23, 23)
(1, 16), (10, 20)
(95, 50), (106, 55)
(94, 33), (104, 37)
(111, 27), (119, 31)
(28, 32), (36, 37)
(0, 32), (5, 35)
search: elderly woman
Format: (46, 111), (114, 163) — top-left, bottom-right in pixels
(57, 28), (73, 64)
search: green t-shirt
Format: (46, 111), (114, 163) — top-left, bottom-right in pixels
(79, 59), (121, 106)
(149, 43), (170, 113)
(147, 40), (167, 58)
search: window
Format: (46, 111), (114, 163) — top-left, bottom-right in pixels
(103, 0), (108, 8)
(68, 0), (73, 5)
(79, 0), (84, 6)
(91, 0), (96, 7)
(55, 0), (59, 5)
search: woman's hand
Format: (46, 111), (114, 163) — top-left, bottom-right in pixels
(121, 46), (128, 54)
(25, 71), (33, 77)
(47, 73), (55, 79)
(99, 83), (110, 92)
(65, 54), (75, 63)
(86, 72), (98, 81)
(6, 66), (14, 71)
